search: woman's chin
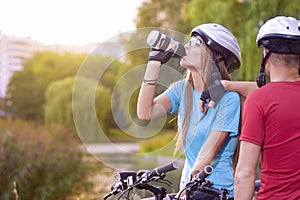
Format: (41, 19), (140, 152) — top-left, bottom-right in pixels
(180, 59), (193, 69)
(180, 59), (188, 67)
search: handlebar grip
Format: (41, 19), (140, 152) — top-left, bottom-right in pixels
(103, 192), (112, 200)
(196, 165), (213, 180)
(154, 161), (179, 175)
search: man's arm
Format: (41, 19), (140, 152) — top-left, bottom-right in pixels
(234, 141), (261, 200)
(199, 81), (258, 113)
(221, 80), (258, 98)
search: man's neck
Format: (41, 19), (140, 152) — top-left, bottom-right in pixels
(270, 66), (300, 82)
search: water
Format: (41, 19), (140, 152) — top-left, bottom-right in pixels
(87, 143), (183, 199)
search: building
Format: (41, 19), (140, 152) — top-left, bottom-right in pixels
(0, 34), (97, 98)
(0, 34), (46, 97)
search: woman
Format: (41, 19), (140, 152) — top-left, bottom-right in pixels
(137, 23), (241, 199)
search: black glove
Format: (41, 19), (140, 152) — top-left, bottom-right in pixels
(200, 63), (225, 105)
(200, 79), (225, 104)
(148, 48), (174, 64)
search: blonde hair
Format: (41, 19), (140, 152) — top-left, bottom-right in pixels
(174, 43), (231, 154)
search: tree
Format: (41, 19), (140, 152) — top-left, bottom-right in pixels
(183, 0), (300, 80)
(136, 0), (191, 31)
(6, 52), (86, 120)
(121, 0), (191, 66)
(44, 76), (111, 142)
(134, 0), (300, 80)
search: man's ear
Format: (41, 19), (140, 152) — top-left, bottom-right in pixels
(263, 48), (269, 56)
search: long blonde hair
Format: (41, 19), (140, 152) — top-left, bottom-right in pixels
(174, 43), (231, 154)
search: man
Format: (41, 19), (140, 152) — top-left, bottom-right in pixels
(234, 16), (300, 199)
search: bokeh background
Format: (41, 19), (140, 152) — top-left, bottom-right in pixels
(0, 0), (299, 199)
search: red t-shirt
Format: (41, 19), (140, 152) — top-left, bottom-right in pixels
(240, 81), (300, 200)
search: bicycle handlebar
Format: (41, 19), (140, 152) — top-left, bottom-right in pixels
(104, 182), (123, 200)
(195, 165), (213, 180)
(185, 165), (260, 200)
(184, 165), (229, 200)
(105, 163), (260, 200)
(140, 161), (179, 182)
(104, 161), (179, 200)
(155, 161), (179, 175)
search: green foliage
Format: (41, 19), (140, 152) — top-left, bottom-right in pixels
(184, 0), (300, 80)
(134, 0), (300, 81)
(44, 76), (76, 131)
(104, 128), (141, 143)
(45, 76), (111, 142)
(6, 48), (143, 138)
(6, 52), (86, 121)
(0, 118), (95, 200)
(125, 0), (191, 67)
(107, 128), (127, 137)
(136, 0), (191, 31)
(4, 1), (300, 154)
(139, 131), (183, 157)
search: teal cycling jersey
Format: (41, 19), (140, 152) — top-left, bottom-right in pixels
(165, 79), (240, 197)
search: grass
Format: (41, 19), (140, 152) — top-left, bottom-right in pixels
(139, 130), (184, 158)
(106, 128), (184, 158)
(79, 155), (115, 200)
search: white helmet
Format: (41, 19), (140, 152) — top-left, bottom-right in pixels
(191, 23), (241, 73)
(256, 16), (300, 54)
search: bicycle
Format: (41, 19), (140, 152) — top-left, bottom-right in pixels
(177, 165), (229, 200)
(181, 165), (261, 200)
(104, 163), (261, 200)
(104, 161), (180, 200)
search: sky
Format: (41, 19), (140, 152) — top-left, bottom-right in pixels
(0, 0), (143, 45)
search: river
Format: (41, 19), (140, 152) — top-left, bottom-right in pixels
(85, 143), (184, 199)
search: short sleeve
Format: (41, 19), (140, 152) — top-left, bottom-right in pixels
(211, 91), (241, 136)
(164, 80), (185, 114)
(240, 91), (265, 146)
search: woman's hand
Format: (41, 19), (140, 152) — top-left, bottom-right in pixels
(175, 170), (200, 199)
(175, 174), (193, 199)
(148, 48), (174, 64)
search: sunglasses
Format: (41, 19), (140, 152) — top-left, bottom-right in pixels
(188, 36), (203, 47)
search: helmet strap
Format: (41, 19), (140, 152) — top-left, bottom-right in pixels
(211, 51), (224, 71)
(256, 51), (271, 87)
(210, 51), (224, 85)
(212, 50), (224, 63)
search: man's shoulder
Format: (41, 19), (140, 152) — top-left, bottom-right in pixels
(249, 83), (273, 96)
(245, 83), (276, 105)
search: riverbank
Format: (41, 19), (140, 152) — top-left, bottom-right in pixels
(82, 143), (184, 199)
(84, 143), (140, 154)
(79, 156), (116, 199)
